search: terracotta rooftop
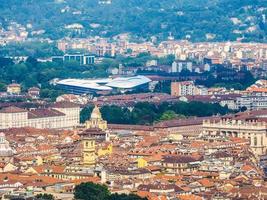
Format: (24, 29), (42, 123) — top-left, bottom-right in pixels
(0, 106), (26, 113)
(51, 101), (80, 108)
(28, 108), (65, 119)
(108, 124), (154, 131)
(154, 116), (220, 128)
(163, 155), (199, 163)
(8, 83), (20, 87)
(28, 87), (40, 91)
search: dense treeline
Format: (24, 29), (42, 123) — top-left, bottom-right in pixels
(80, 101), (231, 125)
(0, 0), (266, 42)
(0, 42), (63, 58)
(0, 56), (109, 99)
(74, 182), (147, 200)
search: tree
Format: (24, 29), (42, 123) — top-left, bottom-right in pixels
(80, 105), (94, 123)
(240, 106), (247, 112)
(158, 54), (175, 65)
(74, 182), (146, 200)
(101, 105), (131, 124)
(109, 193), (148, 200)
(0, 82), (6, 92)
(154, 80), (171, 94)
(26, 56), (38, 68)
(39, 87), (64, 101)
(74, 182), (110, 200)
(0, 57), (13, 67)
(35, 194), (54, 200)
(159, 110), (177, 121)
(86, 101), (232, 125)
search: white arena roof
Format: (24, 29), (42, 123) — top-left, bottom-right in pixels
(56, 76), (151, 91)
(106, 76), (151, 89)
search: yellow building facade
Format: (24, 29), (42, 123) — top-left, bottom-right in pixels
(7, 83), (21, 95)
(137, 157), (148, 168)
(81, 137), (96, 167)
(98, 144), (113, 156)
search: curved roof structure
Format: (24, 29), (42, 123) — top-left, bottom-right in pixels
(56, 76), (151, 91)
(106, 75), (151, 89)
(56, 79), (113, 91)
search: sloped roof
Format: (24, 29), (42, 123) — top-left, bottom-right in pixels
(0, 106), (26, 113)
(28, 109), (65, 119)
(51, 101), (80, 108)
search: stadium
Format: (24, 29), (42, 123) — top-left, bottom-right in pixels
(56, 76), (152, 95)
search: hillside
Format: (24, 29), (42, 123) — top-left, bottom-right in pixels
(0, 0), (266, 42)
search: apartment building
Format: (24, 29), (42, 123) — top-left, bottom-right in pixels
(171, 81), (195, 96)
(236, 95), (267, 110)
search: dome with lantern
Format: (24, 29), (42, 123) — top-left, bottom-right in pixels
(90, 105), (102, 120)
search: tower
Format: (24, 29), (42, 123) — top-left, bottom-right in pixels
(0, 132), (14, 163)
(81, 136), (96, 167)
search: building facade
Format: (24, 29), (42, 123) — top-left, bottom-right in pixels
(52, 54), (95, 65)
(171, 81), (195, 96)
(202, 118), (267, 156)
(236, 95), (267, 110)
(7, 83), (21, 95)
(0, 103), (80, 130)
(81, 136), (96, 167)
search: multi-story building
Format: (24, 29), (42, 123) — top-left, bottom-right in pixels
(52, 54), (95, 65)
(94, 43), (116, 57)
(162, 155), (200, 174)
(202, 111), (267, 156)
(7, 83), (21, 95)
(171, 81), (195, 96)
(236, 95), (267, 110)
(0, 102), (80, 130)
(171, 61), (193, 73)
(27, 87), (40, 98)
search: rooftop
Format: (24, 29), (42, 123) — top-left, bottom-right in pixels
(0, 106), (26, 113)
(56, 75), (151, 91)
(28, 109), (65, 119)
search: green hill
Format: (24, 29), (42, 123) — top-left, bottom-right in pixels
(0, 0), (266, 42)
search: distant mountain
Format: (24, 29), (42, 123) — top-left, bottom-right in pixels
(0, 0), (266, 42)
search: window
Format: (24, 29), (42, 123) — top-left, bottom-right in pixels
(254, 137), (257, 146)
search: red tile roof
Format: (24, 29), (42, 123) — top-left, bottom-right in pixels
(52, 101), (80, 108)
(0, 106), (26, 113)
(28, 109), (65, 118)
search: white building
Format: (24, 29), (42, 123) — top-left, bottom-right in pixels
(171, 61), (193, 73)
(236, 95), (267, 110)
(0, 102), (80, 130)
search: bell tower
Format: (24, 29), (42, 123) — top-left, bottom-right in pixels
(81, 136), (96, 167)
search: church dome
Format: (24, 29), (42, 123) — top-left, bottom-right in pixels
(90, 105), (102, 119)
